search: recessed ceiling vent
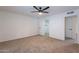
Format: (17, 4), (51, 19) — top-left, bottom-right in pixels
(67, 11), (74, 14)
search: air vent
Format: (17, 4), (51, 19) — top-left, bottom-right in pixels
(67, 11), (74, 14)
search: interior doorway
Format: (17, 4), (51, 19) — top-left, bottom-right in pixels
(43, 19), (49, 37)
(65, 16), (77, 42)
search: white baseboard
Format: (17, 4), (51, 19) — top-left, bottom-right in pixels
(0, 34), (39, 42)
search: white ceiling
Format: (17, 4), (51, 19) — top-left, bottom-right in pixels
(0, 6), (79, 18)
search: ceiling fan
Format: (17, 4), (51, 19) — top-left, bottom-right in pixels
(32, 6), (50, 15)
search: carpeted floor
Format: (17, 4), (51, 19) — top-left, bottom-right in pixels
(0, 35), (79, 53)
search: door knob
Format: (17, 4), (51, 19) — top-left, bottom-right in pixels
(69, 29), (72, 30)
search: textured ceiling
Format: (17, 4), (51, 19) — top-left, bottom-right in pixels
(0, 6), (79, 18)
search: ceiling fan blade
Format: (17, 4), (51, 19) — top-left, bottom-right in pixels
(42, 11), (49, 13)
(31, 11), (39, 13)
(43, 6), (49, 11)
(33, 6), (39, 11)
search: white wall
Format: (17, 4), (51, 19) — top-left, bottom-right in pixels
(0, 11), (39, 42)
(49, 13), (65, 40)
(39, 14), (65, 40)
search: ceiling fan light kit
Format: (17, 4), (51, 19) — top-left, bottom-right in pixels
(38, 12), (43, 15)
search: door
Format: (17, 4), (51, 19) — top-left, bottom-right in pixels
(41, 19), (49, 37)
(65, 16), (77, 40)
(44, 19), (49, 36)
(65, 17), (73, 39)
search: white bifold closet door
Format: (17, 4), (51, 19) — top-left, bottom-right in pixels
(65, 16), (77, 40)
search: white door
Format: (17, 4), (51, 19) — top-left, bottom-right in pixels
(65, 17), (73, 39)
(65, 16), (77, 40)
(44, 19), (49, 36)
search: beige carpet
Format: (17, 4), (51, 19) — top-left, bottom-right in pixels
(0, 35), (79, 53)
